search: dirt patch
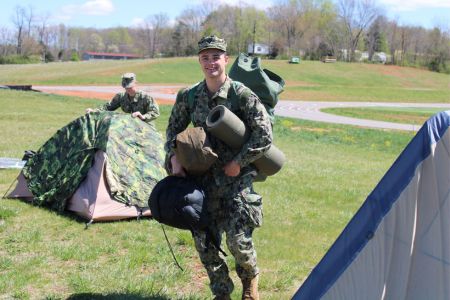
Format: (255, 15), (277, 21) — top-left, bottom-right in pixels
(156, 87), (179, 95)
(40, 89), (175, 105)
(374, 64), (418, 79)
(41, 89), (114, 100)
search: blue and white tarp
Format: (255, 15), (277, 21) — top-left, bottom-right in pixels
(0, 157), (25, 169)
(293, 111), (450, 300)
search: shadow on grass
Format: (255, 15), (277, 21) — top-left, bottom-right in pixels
(66, 293), (198, 300)
(4, 194), (154, 226)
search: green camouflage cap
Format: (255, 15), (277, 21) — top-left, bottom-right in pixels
(121, 73), (136, 88)
(198, 35), (227, 54)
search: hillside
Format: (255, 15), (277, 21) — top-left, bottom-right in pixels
(0, 57), (449, 102)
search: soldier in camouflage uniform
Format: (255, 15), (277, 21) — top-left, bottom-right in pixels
(86, 73), (160, 124)
(165, 35), (272, 300)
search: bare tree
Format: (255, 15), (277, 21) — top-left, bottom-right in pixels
(0, 27), (15, 56)
(202, 5), (239, 51)
(56, 24), (69, 60)
(36, 13), (51, 61)
(198, 0), (220, 20)
(141, 13), (169, 58)
(177, 7), (204, 55)
(268, 0), (316, 56)
(11, 6), (27, 54)
(386, 19), (399, 64)
(337, 0), (379, 61)
(398, 26), (412, 65)
(409, 26), (427, 65)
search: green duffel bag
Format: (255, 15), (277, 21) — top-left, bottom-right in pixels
(229, 53), (285, 120)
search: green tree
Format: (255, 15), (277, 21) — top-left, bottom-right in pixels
(105, 27), (133, 53)
(70, 50), (79, 61)
(88, 33), (104, 52)
(365, 17), (385, 60)
(203, 4), (269, 55)
(426, 27), (450, 73)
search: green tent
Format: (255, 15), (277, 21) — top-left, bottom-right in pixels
(11, 111), (166, 221)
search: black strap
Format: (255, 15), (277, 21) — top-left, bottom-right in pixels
(155, 183), (184, 271)
(205, 228), (227, 257)
(161, 223), (184, 271)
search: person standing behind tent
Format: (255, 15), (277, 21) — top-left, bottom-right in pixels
(165, 35), (272, 300)
(86, 73), (160, 123)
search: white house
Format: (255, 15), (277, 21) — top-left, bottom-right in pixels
(247, 43), (270, 55)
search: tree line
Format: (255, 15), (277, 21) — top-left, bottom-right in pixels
(1, 0), (449, 73)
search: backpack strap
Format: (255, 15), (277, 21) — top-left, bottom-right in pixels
(229, 81), (252, 111)
(229, 81), (241, 108)
(187, 82), (201, 113)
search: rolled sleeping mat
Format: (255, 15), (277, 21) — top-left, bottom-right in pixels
(206, 105), (285, 176)
(206, 104), (249, 149)
(252, 144), (285, 176)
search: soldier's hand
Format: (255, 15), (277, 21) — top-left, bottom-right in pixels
(132, 111), (146, 120)
(224, 160), (240, 177)
(86, 108), (94, 114)
(171, 155), (186, 177)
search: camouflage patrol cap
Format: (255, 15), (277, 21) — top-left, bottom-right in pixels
(121, 73), (136, 88)
(198, 35), (227, 54)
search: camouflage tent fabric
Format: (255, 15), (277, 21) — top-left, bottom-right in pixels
(22, 111), (166, 211)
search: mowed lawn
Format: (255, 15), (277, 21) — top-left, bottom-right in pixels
(0, 88), (416, 299)
(0, 57), (449, 103)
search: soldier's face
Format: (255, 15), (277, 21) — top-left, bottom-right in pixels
(125, 86), (136, 96)
(198, 49), (228, 79)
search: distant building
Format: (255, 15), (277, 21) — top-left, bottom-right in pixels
(82, 51), (142, 61)
(247, 43), (270, 55)
(360, 51), (369, 61)
(373, 52), (387, 64)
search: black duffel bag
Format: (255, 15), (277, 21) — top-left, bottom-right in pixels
(149, 175), (209, 231)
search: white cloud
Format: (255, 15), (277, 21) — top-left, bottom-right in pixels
(378, 0), (450, 11)
(80, 0), (115, 15)
(60, 0), (115, 20)
(130, 17), (145, 27)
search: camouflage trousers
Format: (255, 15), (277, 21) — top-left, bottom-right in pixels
(193, 174), (262, 296)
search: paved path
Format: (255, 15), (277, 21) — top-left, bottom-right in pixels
(35, 85), (450, 132)
(276, 101), (450, 131)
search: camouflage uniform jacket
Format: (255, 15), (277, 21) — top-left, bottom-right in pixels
(165, 77), (273, 187)
(97, 90), (160, 123)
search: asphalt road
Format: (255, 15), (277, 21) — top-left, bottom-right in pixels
(35, 85), (450, 132)
(275, 101), (450, 131)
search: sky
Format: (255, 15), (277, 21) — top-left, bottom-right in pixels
(0, 0), (449, 30)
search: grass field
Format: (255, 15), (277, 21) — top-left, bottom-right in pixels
(0, 57), (449, 103)
(0, 59), (447, 299)
(0, 88), (416, 299)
